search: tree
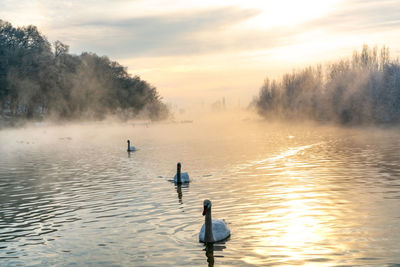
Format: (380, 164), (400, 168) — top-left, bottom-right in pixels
(255, 45), (400, 125)
(0, 20), (169, 122)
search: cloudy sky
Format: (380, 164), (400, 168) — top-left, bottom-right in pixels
(1, 0), (400, 107)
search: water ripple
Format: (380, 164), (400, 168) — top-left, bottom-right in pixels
(1, 123), (400, 266)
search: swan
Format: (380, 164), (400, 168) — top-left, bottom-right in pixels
(199, 200), (230, 243)
(127, 140), (136, 152)
(174, 162), (190, 183)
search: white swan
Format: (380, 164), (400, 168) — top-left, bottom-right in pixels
(127, 140), (136, 152)
(174, 162), (190, 183)
(199, 200), (230, 243)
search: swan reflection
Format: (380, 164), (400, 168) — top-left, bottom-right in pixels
(205, 243), (214, 267)
(175, 183), (189, 204)
(203, 242), (227, 267)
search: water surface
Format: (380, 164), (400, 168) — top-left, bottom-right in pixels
(1, 116), (400, 266)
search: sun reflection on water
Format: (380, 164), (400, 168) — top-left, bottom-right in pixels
(2, 121), (400, 266)
(240, 144), (348, 265)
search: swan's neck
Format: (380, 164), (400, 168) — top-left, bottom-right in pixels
(127, 141), (130, 150)
(177, 166), (181, 183)
(205, 208), (214, 243)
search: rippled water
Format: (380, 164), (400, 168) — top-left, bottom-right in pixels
(1, 115), (400, 266)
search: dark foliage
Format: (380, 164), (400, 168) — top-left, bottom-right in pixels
(0, 20), (169, 121)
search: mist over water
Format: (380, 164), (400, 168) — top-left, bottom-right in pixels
(1, 113), (400, 266)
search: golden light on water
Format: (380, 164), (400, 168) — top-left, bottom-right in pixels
(251, 196), (332, 260)
(240, 144), (349, 265)
(1, 119), (400, 266)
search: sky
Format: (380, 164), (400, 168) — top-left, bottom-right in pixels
(1, 0), (400, 109)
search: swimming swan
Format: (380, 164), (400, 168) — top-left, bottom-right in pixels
(174, 162), (190, 183)
(199, 200), (230, 243)
(127, 140), (136, 152)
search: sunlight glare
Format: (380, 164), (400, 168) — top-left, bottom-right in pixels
(242, 0), (341, 29)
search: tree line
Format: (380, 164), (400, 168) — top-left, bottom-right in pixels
(0, 20), (169, 122)
(255, 45), (400, 124)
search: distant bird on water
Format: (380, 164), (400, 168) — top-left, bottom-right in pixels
(127, 140), (136, 152)
(174, 162), (190, 183)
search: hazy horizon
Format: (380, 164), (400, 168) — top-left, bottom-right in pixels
(1, 0), (400, 109)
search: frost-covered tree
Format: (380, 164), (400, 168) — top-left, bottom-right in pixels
(0, 20), (169, 121)
(255, 45), (400, 124)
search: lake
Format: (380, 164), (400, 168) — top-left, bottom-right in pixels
(1, 113), (400, 266)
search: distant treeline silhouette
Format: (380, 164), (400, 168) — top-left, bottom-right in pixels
(0, 20), (169, 121)
(255, 45), (400, 124)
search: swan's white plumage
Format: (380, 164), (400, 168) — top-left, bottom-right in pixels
(199, 219), (230, 242)
(174, 172), (190, 183)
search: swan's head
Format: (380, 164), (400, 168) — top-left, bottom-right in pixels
(202, 199), (212, 216)
(177, 162), (181, 171)
(127, 140), (130, 144)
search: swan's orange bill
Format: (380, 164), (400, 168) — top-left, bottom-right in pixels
(202, 207), (207, 216)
